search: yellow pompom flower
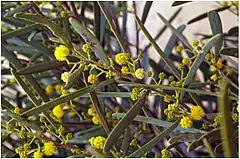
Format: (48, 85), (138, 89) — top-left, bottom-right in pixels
(92, 115), (101, 125)
(88, 107), (96, 116)
(54, 45), (70, 61)
(89, 136), (106, 149)
(182, 58), (190, 66)
(55, 84), (63, 94)
(82, 44), (91, 53)
(161, 149), (171, 158)
(115, 53), (129, 65)
(190, 106), (205, 120)
(210, 74), (218, 81)
(180, 116), (192, 128)
(216, 59), (223, 69)
(135, 68), (145, 79)
(14, 107), (21, 115)
(121, 66), (129, 75)
(45, 85), (53, 96)
(52, 105), (64, 118)
(88, 74), (97, 84)
(42, 141), (57, 156)
(33, 151), (43, 158)
(61, 72), (69, 83)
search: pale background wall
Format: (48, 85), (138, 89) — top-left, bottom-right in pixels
(125, 1), (238, 63)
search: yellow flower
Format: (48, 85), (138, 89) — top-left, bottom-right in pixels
(33, 151), (43, 158)
(52, 105), (64, 118)
(191, 40), (199, 47)
(61, 72), (69, 83)
(55, 84), (63, 94)
(88, 74), (97, 84)
(210, 65), (217, 72)
(180, 116), (192, 128)
(82, 44), (91, 53)
(45, 85), (53, 96)
(89, 136), (106, 149)
(121, 66), (129, 75)
(115, 53), (129, 65)
(14, 107), (21, 115)
(216, 59), (223, 69)
(88, 107), (96, 116)
(92, 115), (101, 125)
(135, 68), (145, 79)
(182, 58), (190, 66)
(42, 141), (57, 156)
(54, 45), (70, 61)
(176, 45), (183, 53)
(210, 74), (218, 81)
(161, 149), (171, 158)
(190, 106), (205, 120)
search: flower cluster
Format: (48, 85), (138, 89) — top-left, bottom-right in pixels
(115, 53), (129, 65)
(54, 45), (70, 61)
(88, 74), (97, 84)
(89, 136), (106, 149)
(87, 107), (100, 125)
(61, 72), (69, 83)
(135, 68), (145, 79)
(42, 141), (57, 156)
(33, 151), (43, 158)
(52, 105), (64, 119)
(161, 149), (171, 158)
(45, 85), (54, 96)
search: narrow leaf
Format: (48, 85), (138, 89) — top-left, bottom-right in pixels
(218, 79), (237, 157)
(220, 47), (238, 57)
(22, 78), (115, 117)
(103, 91), (148, 153)
(4, 3), (33, 17)
(171, 1), (191, 7)
(17, 60), (66, 75)
(141, 1), (153, 25)
(157, 12), (193, 50)
(202, 137), (216, 157)
(1, 97), (15, 110)
(208, 11), (223, 60)
(113, 113), (206, 134)
(134, 15), (181, 80)
(69, 17), (109, 65)
(187, 6), (230, 25)
(183, 34), (221, 86)
(65, 64), (85, 89)
(128, 119), (180, 157)
(14, 13), (72, 49)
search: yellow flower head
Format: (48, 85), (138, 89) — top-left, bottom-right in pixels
(191, 40), (199, 47)
(89, 137), (95, 146)
(210, 74), (218, 82)
(43, 141), (57, 156)
(61, 72), (69, 83)
(88, 74), (97, 84)
(121, 66), (129, 75)
(115, 53), (129, 65)
(92, 115), (101, 125)
(135, 68), (145, 79)
(14, 107), (21, 115)
(182, 58), (190, 66)
(161, 149), (171, 158)
(190, 105), (205, 120)
(216, 59), (223, 69)
(82, 44), (91, 53)
(180, 116), (192, 128)
(88, 107), (96, 116)
(54, 45), (70, 61)
(89, 136), (106, 149)
(33, 151), (43, 158)
(176, 45), (183, 53)
(45, 85), (53, 96)
(52, 105), (64, 118)
(55, 84), (63, 94)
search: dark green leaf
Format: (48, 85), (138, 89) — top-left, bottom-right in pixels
(22, 78), (115, 117)
(1, 97), (15, 110)
(171, 1), (191, 7)
(4, 3), (33, 17)
(141, 1), (153, 25)
(128, 118), (180, 157)
(69, 17), (109, 65)
(17, 60), (66, 75)
(208, 11), (223, 60)
(187, 6), (231, 25)
(103, 91), (148, 153)
(220, 47), (238, 57)
(228, 26), (238, 36)
(65, 64), (85, 89)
